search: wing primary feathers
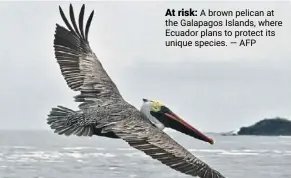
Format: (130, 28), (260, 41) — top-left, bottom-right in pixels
(111, 115), (226, 178)
(59, 6), (75, 35)
(78, 4), (86, 40)
(54, 4), (123, 108)
(69, 4), (82, 38)
(85, 10), (94, 41)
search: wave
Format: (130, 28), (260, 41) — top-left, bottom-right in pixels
(189, 149), (290, 156)
(1, 151), (116, 163)
(278, 136), (291, 138)
(117, 148), (135, 151)
(219, 151), (259, 155)
(189, 149), (225, 153)
(1, 148), (290, 163)
(124, 152), (148, 158)
(62, 147), (105, 150)
(12, 146), (35, 149)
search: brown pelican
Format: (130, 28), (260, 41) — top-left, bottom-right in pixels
(47, 4), (225, 178)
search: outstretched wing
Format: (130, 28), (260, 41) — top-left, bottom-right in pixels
(54, 4), (123, 109)
(110, 114), (226, 178)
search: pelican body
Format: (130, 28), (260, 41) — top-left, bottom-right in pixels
(47, 4), (225, 178)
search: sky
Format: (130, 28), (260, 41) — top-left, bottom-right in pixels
(0, 1), (290, 132)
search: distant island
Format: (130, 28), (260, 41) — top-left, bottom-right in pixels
(222, 117), (291, 136)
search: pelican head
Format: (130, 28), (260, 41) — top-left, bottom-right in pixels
(141, 98), (214, 145)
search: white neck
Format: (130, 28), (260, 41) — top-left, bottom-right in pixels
(140, 102), (165, 130)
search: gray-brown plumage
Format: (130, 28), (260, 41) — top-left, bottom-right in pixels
(47, 4), (226, 178)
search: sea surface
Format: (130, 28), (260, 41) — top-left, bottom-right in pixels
(0, 130), (290, 178)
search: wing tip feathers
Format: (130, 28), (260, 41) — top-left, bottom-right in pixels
(57, 3), (94, 42)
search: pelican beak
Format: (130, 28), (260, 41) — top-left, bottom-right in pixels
(163, 110), (214, 145)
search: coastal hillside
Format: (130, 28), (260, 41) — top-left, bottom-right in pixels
(237, 117), (291, 136)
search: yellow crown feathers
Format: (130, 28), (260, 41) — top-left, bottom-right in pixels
(150, 100), (164, 112)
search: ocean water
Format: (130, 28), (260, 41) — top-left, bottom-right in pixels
(0, 131), (290, 178)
